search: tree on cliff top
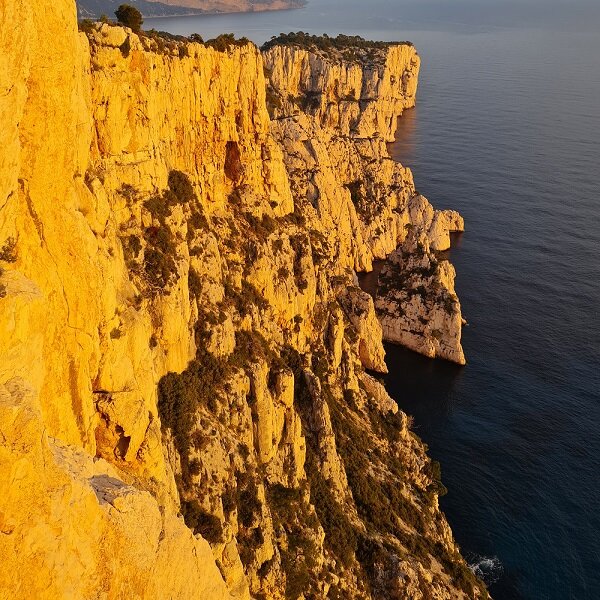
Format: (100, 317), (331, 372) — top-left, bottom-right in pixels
(115, 4), (143, 33)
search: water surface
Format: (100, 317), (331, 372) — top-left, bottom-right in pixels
(148, 3), (600, 598)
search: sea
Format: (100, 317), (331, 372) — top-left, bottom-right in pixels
(146, 2), (600, 598)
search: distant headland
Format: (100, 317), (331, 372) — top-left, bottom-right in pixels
(76, 0), (307, 19)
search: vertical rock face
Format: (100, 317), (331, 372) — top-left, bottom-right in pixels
(264, 42), (419, 140)
(263, 38), (466, 363)
(0, 11), (481, 600)
(376, 230), (466, 365)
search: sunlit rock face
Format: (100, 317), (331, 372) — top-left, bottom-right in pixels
(0, 8), (480, 599)
(376, 230), (466, 365)
(263, 41), (466, 364)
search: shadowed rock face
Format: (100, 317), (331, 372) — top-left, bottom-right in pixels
(0, 12), (482, 600)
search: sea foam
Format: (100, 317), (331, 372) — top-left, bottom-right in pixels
(468, 555), (504, 585)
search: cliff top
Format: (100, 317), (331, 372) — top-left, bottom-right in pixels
(261, 32), (414, 63)
(80, 20), (256, 55)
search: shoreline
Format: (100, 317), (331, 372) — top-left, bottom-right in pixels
(140, 3), (306, 21)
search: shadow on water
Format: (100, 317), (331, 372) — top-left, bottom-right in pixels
(382, 343), (465, 430)
(357, 227), (467, 433)
(389, 109), (418, 164)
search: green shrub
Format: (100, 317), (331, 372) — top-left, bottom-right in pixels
(188, 209), (209, 239)
(144, 195), (171, 222)
(115, 4), (143, 33)
(158, 343), (244, 487)
(285, 207), (306, 228)
(117, 183), (138, 204)
(143, 247), (177, 291)
(0, 268), (6, 299)
(188, 268), (202, 299)
(261, 32), (413, 56)
(300, 91), (321, 112)
(443, 294), (457, 314)
(188, 458), (201, 476)
(289, 234), (310, 290)
(237, 478), (262, 528)
(265, 87), (282, 116)
(222, 487), (237, 514)
(243, 213), (278, 243)
(168, 170), (195, 204)
(205, 33), (251, 52)
(307, 459), (357, 568)
(122, 234), (141, 265)
(282, 550), (311, 600)
(142, 223), (178, 292)
(267, 483), (303, 515)
(0, 238), (17, 263)
(224, 280), (269, 317)
(78, 19), (95, 34)
(190, 430), (210, 451)
(181, 500), (223, 543)
(271, 238), (284, 254)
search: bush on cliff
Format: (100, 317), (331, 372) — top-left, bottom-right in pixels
(0, 238), (17, 263)
(205, 33), (252, 52)
(115, 4), (143, 33)
(0, 268), (6, 299)
(168, 170), (196, 204)
(181, 500), (223, 543)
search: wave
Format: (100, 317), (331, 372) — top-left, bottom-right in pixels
(468, 554), (504, 585)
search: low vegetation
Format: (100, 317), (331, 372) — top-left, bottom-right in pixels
(181, 499), (223, 543)
(261, 32), (413, 62)
(0, 238), (17, 263)
(114, 4), (143, 33)
(118, 170), (205, 296)
(79, 6), (253, 55)
(0, 268), (6, 299)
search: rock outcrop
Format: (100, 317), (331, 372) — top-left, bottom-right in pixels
(376, 231), (466, 365)
(0, 11), (482, 600)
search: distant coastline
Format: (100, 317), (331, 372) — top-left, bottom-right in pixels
(143, 5), (305, 20)
(77, 0), (307, 20)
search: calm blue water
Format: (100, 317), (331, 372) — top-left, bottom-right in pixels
(147, 3), (600, 598)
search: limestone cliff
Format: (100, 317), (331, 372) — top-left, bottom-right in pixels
(376, 226), (466, 365)
(263, 35), (466, 362)
(1, 8), (481, 599)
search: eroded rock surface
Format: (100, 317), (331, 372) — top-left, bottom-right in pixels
(376, 231), (466, 365)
